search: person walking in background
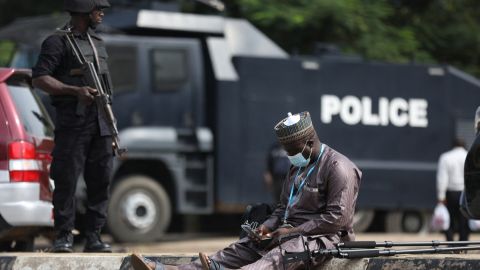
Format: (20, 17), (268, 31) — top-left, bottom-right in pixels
(436, 138), (469, 241)
(32, 0), (113, 253)
(264, 142), (290, 204)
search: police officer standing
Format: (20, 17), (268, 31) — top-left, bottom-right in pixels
(32, 0), (113, 253)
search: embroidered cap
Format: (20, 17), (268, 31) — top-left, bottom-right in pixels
(274, 111), (315, 144)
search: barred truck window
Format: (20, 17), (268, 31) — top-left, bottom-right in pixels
(151, 49), (188, 92)
(107, 45), (137, 94)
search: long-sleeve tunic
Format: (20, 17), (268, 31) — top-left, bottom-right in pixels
(179, 144), (362, 270)
(264, 144), (362, 242)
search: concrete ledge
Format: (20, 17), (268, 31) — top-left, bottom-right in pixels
(1, 253), (480, 269)
(363, 254), (480, 270)
(322, 255), (480, 270)
(0, 253), (197, 270)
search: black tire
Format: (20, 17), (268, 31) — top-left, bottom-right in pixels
(0, 237), (34, 252)
(0, 241), (12, 251)
(12, 237), (34, 251)
(353, 210), (375, 232)
(107, 175), (172, 243)
(386, 211), (430, 233)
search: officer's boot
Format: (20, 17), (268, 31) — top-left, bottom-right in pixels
(83, 230), (112, 253)
(51, 230), (74, 253)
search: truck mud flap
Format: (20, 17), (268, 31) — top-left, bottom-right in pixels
(0, 215), (12, 235)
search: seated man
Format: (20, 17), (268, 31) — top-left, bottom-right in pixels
(131, 111), (362, 270)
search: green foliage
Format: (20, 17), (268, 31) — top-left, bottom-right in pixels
(235, 0), (425, 61)
(0, 0), (60, 26)
(401, 0), (480, 76)
(0, 0), (61, 67)
(0, 0), (480, 76)
(232, 0), (480, 76)
(0, 40), (14, 67)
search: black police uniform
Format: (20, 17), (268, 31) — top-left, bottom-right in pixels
(266, 143), (290, 204)
(32, 27), (113, 236)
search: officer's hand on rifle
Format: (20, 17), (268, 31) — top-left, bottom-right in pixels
(76, 86), (98, 105)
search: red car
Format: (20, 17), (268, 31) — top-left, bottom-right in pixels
(0, 68), (54, 251)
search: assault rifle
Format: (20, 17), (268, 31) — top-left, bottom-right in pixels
(281, 238), (480, 270)
(56, 28), (126, 156)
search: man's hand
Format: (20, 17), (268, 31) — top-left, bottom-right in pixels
(76, 86), (98, 104)
(250, 225), (271, 242)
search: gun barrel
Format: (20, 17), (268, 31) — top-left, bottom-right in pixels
(284, 240), (480, 266)
(59, 30), (127, 157)
(339, 240), (480, 249)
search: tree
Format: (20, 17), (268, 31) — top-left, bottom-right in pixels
(231, 0), (427, 62)
(393, 0), (480, 76)
(230, 0), (480, 76)
(1, 0), (480, 76)
(0, 0), (60, 26)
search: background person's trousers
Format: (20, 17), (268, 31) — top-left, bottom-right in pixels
(445, 190), (470, 241)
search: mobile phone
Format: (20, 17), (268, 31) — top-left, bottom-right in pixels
(241, 224), (262, 239)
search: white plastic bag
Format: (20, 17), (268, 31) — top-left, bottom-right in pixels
(430, 203), (450, 231)
(469, 219), (480, 231)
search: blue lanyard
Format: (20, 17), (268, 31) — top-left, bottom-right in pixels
(283, 144), (325, 224)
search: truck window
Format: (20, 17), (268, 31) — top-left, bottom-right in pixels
(456, 118), (476, 148)
(107, 45), (137, 95)
(7, 84), (54, 138)
(151, 49), (188, 91)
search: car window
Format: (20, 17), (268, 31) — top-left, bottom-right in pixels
(10, 49), (39, 69)
(7, 84), (54, 138)
(0, 101), (8, 155)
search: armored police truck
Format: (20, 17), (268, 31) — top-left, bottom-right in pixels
(1, 9), (480, 242)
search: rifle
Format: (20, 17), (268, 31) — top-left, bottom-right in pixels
(281, 238), (480, 270)
(56, 28), (127, 157)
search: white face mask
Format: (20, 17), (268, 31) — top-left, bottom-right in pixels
(287, 142), (312, 167)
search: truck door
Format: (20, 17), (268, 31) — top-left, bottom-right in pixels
(106, 36), (203, 129)
(142, 38), (203, 128)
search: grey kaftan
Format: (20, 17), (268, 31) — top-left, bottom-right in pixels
(179, 144), (361, 270)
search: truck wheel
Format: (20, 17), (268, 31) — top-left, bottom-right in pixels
(107, 175), (172, 243)
(12, 237), (34, 251)
(386, 211), (431, 233)
(0, 237), (34, 251)
(353, 210), (374, 232)
(0, 241), (11, 251)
